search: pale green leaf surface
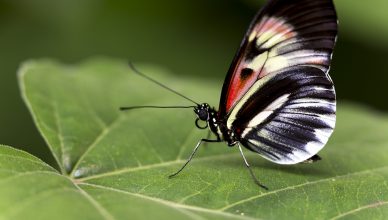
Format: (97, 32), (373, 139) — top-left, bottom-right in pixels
(1, 58), (387, 219)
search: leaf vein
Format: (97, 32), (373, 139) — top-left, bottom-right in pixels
(52, 101), (69, 171)
(0, 155), (55, 171)
(330, 201), (388, 220)
(18, 67), (65, 173)
(78, 182), (258, 220)
(73, 181), (115, 220)
(78, 153), (238, 181)
(0, 171), (60, 184)
(70, 115), (125, 177)
(219, 166), (388, 211)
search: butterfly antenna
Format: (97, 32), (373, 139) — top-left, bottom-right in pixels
(120, 105), (195, 111)
(128, 62), (199, 105)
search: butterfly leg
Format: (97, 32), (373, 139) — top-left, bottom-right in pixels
(301, 154), (322, 164)
(203, 130), (212, 148)
(237, 143), (268, 190)
(169, 138), (220, 178)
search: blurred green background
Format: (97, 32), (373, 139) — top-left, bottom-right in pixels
(1, 0), (388, 165)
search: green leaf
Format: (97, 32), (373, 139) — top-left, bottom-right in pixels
(2, 58), (388, 219)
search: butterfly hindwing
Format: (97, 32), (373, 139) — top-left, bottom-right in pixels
(219, 0), (337, 116)
(231, 66), (335, 164)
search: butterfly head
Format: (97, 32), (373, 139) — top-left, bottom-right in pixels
(194, 103), (211, 129)
(194, 103), (210, 120)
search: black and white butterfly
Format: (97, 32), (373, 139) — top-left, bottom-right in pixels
(122, 0), (338, 189)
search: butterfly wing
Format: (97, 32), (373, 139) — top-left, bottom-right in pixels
(219, 0), (337, 116)
(232, 66), (335, 164)
(219, 0), (338, 164)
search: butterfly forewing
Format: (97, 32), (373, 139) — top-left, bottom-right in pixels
(218, 0), (338, 164)
(219, 0), (337, 115)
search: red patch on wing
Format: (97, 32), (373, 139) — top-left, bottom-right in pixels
(226, 63), (261, 112)
(225, 17), (294, 113)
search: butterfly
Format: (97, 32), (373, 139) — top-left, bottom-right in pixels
(122, 0), (338, 189)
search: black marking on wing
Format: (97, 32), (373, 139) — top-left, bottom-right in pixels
(240, 68), (255, 81)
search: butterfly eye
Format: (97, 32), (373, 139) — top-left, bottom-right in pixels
(197, 109), (208, 121)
